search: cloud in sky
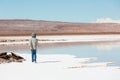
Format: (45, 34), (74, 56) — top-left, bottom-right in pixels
(95, 18), (120, 23)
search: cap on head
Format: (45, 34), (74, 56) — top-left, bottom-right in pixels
(32, 32), (36, 38)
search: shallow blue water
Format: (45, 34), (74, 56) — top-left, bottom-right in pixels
(39, 45), (120, 66)
(13, 42), (120, 66)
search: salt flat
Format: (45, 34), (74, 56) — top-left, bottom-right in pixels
(0, 35), (120, 80)
(0, 35), (120, 45)
(0, 54), (120, 80)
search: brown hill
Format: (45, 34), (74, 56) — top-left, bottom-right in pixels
(0, 19), (120, 36)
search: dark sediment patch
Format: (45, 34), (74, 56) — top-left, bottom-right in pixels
(0, 52), (25, 64)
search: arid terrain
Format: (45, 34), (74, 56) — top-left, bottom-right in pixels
(0, 19), (120, 36)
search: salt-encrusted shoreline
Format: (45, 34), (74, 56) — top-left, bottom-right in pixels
(0, 54), (120, 80)
(0, 35), (120, 80)
(0, 35), (120, 45)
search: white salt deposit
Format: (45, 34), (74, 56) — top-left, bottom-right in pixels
(0, 54), (120, 80)
(1, 35), (120, 45)
(0, 35), (120, 80)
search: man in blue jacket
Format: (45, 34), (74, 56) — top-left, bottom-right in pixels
(30, 32), (38, 63)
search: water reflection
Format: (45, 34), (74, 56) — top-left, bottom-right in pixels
(0, 41), (120, 66)
(93, 41), (120, 50)
(38, 41), (120, 66)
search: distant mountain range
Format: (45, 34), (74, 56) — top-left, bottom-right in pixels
(0, 19), (120, 36)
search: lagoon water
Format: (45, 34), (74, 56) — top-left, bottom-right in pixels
(11, 41), (120, 66)
(41, 43), (120, 66)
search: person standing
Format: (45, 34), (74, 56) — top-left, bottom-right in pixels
(30, 32), (38, 63)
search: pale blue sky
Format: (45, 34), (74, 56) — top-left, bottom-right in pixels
(0, 0), (120, 22)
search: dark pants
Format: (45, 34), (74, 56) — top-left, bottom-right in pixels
(31, 49), (37, 62)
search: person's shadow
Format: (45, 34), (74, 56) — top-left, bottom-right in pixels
(37, 61), (61, 63)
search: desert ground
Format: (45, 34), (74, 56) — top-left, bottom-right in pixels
(0, 19), (120, 36)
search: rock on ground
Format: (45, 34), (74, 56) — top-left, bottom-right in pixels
(0, 52), (25, 64)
